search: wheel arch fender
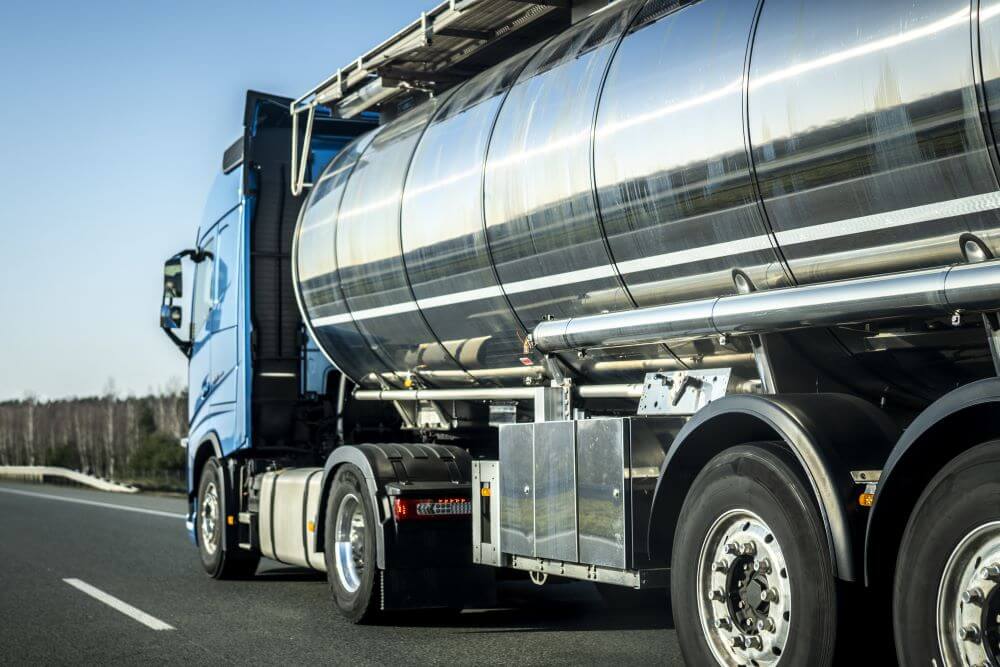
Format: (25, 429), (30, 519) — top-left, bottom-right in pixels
(189, 433), (227, 548)
(647, 393), (898, 582)
(316, 446), (389, 569)
(865, 377), (1000, 588)
(313, 443), (472, 571)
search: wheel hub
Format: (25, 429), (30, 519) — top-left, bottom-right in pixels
(334, 493), (366, 593)
(698, 509), (791, 665)
(200, 481), (219, 556)
(937, 521), (1000, 666)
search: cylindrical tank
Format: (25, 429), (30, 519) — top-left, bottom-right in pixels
(294, 0), (1000, 400)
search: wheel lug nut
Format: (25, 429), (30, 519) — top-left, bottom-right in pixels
(760, 587), (779, 603)
(753, 558), (772, 574)
(732, 635), (747, 649)
(746, 635), (763, 650)
(724, 542), (740, 556)
(757, 617), (775, 633)
(959, 624), (981, 643)
(979, 564), (1000, 581)
(710, 588), (726, 602)
(715, 618), (732, 630)
(740, 541), (757, 556)
(714, 560), (729, 574)
(963, 587), (985, 606)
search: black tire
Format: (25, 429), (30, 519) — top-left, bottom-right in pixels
(323, 464), (380, 624)
(196, 457), (259, 579)
(595, 583), (669, 610)
(671, 442), (841, 666)
(893, 440), (1000, 666)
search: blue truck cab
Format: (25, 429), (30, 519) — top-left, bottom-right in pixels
(158, 92), (375, 543)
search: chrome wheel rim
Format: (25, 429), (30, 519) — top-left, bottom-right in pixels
(334, 493), (366, 593)
(697, 508), (792, 666)
(200, 480), (220, 556)
(937, 521), (1000, 666)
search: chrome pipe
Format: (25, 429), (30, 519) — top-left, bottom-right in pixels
(354, 387), (538, 402)
(576, 384), (644, 399)
(354, 383), (650, 402)
(532, 261), (1000, 353)
(587, 353), (755, 373)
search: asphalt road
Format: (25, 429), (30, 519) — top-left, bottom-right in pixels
(0, 481), (682, 665)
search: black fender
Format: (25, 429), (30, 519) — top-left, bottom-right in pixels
(865, 377), (1000, 588)
(648, 393), (898, 582)
(313, 443), (471, 569)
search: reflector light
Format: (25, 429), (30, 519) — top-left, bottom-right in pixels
(859, 492), (875, 507)
(392, 497), (471, 521)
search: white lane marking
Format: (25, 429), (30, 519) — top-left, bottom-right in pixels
(0, 486), (185, 519)
(63, 578), (175, 631)
(309, 190), (1000, 328)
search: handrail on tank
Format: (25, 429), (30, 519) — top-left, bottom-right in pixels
(530, 260), (1000, 354)
(288, 0), (567, 196)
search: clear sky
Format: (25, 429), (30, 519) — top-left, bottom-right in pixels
(0, 0), (436, 401)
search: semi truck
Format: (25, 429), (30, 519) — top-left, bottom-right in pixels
(159, 0), (1000, 663)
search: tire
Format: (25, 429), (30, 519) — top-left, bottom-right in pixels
(323, 464), (380, 624)
(671, 442), (840, 666)
(196, 457), (259, 579)
(893, 440), (1000, 666)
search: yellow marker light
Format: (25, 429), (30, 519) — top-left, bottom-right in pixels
(227, 515), (235, 526)
(307, 521), (316, 533)
(404, 377), (413, 388)
(480, 486), (491, 497)
(859, 493), (875, 507)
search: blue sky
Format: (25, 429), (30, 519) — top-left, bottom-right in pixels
(0, 0), (435, 400)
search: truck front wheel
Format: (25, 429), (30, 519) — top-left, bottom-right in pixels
(671, 442), (840, 666)
(197, 457), (258, 579)
(893, 440), (1000, 666)
(324, 464), (380, 623)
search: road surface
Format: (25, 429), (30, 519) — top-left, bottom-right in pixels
(0, 481), (682, 665)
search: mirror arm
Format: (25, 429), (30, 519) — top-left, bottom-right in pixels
(162, 327), (192, 358)
(175, 248), (213, 263)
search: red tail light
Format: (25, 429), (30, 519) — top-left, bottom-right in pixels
(392, 497), (471, 521)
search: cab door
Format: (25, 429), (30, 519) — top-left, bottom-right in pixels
(188, 229), (217, 429)
(206, 213), (240, 433)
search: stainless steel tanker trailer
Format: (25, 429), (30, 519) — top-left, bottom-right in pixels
(161, 0), (1000, 663)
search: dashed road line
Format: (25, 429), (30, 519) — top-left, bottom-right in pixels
(63, 578), (175, 631)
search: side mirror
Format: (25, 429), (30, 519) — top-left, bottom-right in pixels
(164, 257), (183, 298)
(160, 304), (182, 330)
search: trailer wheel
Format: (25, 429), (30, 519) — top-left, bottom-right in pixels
(893, 440), (1000, 666)
(197, 457), (258, 579)
(324, 464), (380, 624)
(671, 442), (839, 666)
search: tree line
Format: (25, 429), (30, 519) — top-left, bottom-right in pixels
(0, 386), (187, 482)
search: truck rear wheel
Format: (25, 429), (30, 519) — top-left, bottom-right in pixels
(197, 457), (258, 579)
(671, 442), (840, 666)
(893, 440), (1000, 666)
(324, 464), (380, 624)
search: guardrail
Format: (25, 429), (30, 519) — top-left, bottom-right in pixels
(0, 466), (138, 494)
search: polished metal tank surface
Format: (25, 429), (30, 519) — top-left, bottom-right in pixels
(293, 0), (1000, 392)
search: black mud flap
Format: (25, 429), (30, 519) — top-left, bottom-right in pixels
(381, 565), (496, 611)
